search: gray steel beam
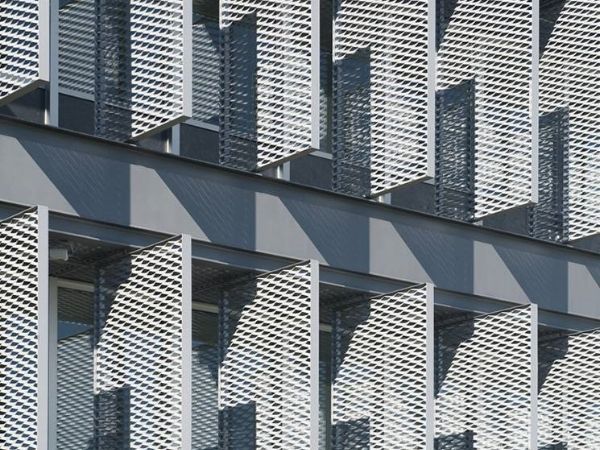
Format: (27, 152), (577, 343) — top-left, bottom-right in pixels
(0, 116), (599, 322)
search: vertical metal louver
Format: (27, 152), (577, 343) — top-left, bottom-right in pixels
(95, 0), (192, 141)
(331, 284), (434, 449)
(436, 0), (538, 219)
(332, 0), (435, 197)
(0, 207), (48, 449)
(219, 0), (319, 170)
(0, 0), (49, 105)
(94, 236), (191, 448)
(218, 260), (319, 448)
(58, 0), (96, 98)
(435, 305), (538, 449)
(538, 329), (600, 448)
(538, 0), (600, 240)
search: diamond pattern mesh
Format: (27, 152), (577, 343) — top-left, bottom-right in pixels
(95, 0), (190, 141)
(538, 329), (600, 448)
(218, 261), (318, 448)
(437, 0), (536, 219)
(331, 285), (433, 449)
(192, 12), (220, 124)
(220, 0), (316, 170)
(332, 0), (432, 196)
(94, 237), (188, 448)
(538, 0), (600, 240)
(0, 209), (43, 448)
(58, 0), (96, 97)
(0, 0), (47, 104)
(435, 306), (537, 449)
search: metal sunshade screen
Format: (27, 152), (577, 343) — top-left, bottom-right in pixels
(538, 330), (600, 448)
(0, 0), (48, 105)
(94, 236), (191, 448)
(58, 0), (96, 97)
(331, 285), (434, 449)
(538, 0), (600, 240)
(435, 306), (537, 449)
(332, 0), (434, 197)
(0, 208), (47, 448)
(218, 260), (319, 448)
(437, 0), (537, 219)
(95, 0), (191, 141)
(220, 0), (317, 170)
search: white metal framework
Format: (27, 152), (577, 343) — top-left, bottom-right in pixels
(94, 236), (191, 448)
(220, 0), (320, 170)
(0, 207), (49, 449)
(218, 260), (319, 448)
(539, 0), (600, 240)
(331, 284), (434, 449)
(332, 0), (435, 196)
(538, 329), (600, 448)
(95, 0), (192, 141)
(437, 0), (538, 219)
(435, 305), (538, 449)
(0, 0), (49, 105)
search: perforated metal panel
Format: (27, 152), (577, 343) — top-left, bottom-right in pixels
(192, 13), (220, 124)
(94, 236), (191, 448)
(331, 284), (434, 449)
(58, 0), (96, 97)
(538, 0), (600, 240)
(218, 260), (319, 448)
(95, 0), (192, 141)
(435, 305), (537, 449)
(220, 0), (319, 170)
(0, 0), (49, 104)
(437, 0), (538, 219)
(538, 329), (600, 448)
(0, 208), (48, 448)
(332, 0), (435, 196)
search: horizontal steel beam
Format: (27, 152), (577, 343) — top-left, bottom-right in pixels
(0, 116), (599, 323)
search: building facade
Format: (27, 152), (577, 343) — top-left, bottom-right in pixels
(0, 0), (599, 448)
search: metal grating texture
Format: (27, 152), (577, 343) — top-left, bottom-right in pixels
(192, 7), (220, 125)
(219, 0), (318, 170)
(435, 305), (537, 449)
(538, 0), (600, 240)
(538, 329), (600, 448)
(94, 236), (191, 448)
(435, 79), (475, 221)
(0, 208), (46, 448)
(0, 0), (48, 105)
(436, 0), (537, 219)
(218, 260), (319, 448)
(529, 108), (568, 242)
(331, 284), (433, 449)
(95, 0), (191, 141)
(332, 0), (434, 197)
(58, 0), (96, 97)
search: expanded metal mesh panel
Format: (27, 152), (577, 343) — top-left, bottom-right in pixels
(94, 237), (188, 448)
(332, 0), (432, 196)
(0, 209), (42, 448)
(435, 80), (475, 221)
(0, 0), (48, 104)
(538, 330), (600, 448)
(437, 0), (536, 219)
(331, 285), (432, 449)
(220, 0), (316, 170)
(435, 306), (537, 449)
(538, 0), (600, 240)
(192, 16), (220, 124)
(529, 108), (568, 242)
(58, 0), (96, 97)
(95, 0), (190, 141)
(218, 261), (317, 448)
(192, 344), (219, 448)
(57, 332), (94, 449)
